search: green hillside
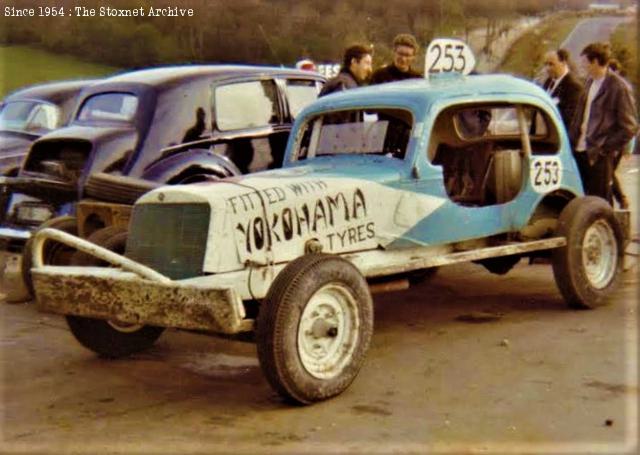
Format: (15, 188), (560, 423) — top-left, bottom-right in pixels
(0, 45), (119, 97)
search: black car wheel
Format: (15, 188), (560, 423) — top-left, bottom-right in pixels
(66, 226), (164, 358)
(21, 215), (78, 297)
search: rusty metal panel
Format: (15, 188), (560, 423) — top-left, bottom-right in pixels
(77, 201), (133, 237)
(33, 267), (252, 334)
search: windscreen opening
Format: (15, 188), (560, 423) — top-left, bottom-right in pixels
(294, 108), (413, 161)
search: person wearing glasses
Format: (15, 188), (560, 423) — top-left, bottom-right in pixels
(542, 49), (584, 129)
(371, 34), (422, 84)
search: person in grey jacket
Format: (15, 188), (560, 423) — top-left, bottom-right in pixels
(569, 42), (638, 203)
(319, 44), (372, 97)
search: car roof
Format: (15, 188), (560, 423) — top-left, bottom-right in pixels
(99, 64), (324, 87)
(311, 74), (550, 109)
(4, 79), (99, 104)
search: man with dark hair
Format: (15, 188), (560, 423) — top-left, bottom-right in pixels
(371, 33), (422, 84)
(542, 48), (583, 128)
(569, 42), (638, 203)
(319, 44), (372, 97)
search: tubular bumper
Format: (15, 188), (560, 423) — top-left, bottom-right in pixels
(31, 228), (252, 334)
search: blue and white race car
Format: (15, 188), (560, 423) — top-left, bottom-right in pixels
(30, 46), (625, 404)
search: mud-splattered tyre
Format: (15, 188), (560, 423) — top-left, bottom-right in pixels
(552, 196), (623, 309)
(21, 215), (78, 297)
(256, 254), (373, 404)
(66, 226), (164, 358)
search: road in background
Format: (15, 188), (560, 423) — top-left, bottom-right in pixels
(560, 16), (632, 77)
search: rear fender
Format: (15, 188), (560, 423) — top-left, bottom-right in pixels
(519, 189), (576, 240)
(140, 149), (239, 183)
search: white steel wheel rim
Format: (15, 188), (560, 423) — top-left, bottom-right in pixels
(107, 320), (144, 333)
(582, 219), (617, 289)
(297, 283), (360, 380)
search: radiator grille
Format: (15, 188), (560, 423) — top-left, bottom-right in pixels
(125, 203), (210, 279)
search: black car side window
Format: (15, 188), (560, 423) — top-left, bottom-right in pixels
(214, 80), (279, 131)
(284, 79), (320, 119)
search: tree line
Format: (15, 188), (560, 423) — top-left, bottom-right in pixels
(2, 0), (625, 70)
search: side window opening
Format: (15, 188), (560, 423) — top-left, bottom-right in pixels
(428, 103), (557, 207)
(214, 80), (280, 131)
(284, 79), (320, 119)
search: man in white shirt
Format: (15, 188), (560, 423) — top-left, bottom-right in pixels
(569, 42), (637, 203)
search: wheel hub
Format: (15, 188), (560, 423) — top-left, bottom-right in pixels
(581, 220), (617, 290)
(310, 319), (338, 339)
(297, 283), (359, 379)
(107, 320), (144, 333)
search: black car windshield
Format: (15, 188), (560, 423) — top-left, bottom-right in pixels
(77, 92), (138, 123)
(0, 100), (61, 133)
(294, 108), (413, 161)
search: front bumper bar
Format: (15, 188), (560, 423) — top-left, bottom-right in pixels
(31, 229), (252, 334)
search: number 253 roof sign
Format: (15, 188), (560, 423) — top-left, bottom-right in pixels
(425, 38), (476, 77)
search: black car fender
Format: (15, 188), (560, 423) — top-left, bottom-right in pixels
(140, 148), (240, 184)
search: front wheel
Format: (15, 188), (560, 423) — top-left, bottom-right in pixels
(256, 254), (373, 404)
(66, 226), (164, 357)
(22, 215), (78, 297)
(552, 196), (623, 309)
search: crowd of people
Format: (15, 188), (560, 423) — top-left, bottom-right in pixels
(310, 34), (638, 210)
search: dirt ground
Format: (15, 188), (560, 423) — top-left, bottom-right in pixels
(0, 259), (637, 455)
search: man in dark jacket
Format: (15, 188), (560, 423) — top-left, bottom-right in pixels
(569, 42), (638, 203)
(542, 49), (583, 128)
(319, 44), (372, 97)
(371, 34), (422, 84)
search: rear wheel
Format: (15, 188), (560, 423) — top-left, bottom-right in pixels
(66, 226), (164, 358)
(256, 254), (373, 404)
(552, 197), (623, 309)
(21, 215), (77, 297)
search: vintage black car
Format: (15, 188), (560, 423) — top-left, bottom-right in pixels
(0, 79), (96, 177)
(0, 65), (324, 251)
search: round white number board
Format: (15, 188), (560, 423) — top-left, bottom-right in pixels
(530, 156), (563, 193)
(425, 38), (476, 76)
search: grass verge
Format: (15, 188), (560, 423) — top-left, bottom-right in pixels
(609, 18), (638, 91)
(0, 45), (118, 97)
(499, 13), (581, 78)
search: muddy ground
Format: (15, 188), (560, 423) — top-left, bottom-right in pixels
(1, 157), (638, 455)
(1, 259), (637, 454)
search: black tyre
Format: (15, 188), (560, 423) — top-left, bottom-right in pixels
(66, 226), (164, 358)
(477, 255), (521, 275)
(552, 196), (623, 309)
(70, 225), (127, 266)
(407, 267), (439, 285)
(21, 215), (78, 296)
(256, 254), (373, 404)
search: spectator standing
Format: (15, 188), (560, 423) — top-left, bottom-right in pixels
(569, 42), (638, 204)
(542, 49), (584, 128)
(607, 58), (634, 209)
(319, 45), (372, 97)
(371, 34), (422, 84)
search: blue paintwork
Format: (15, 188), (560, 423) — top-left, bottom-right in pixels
(278, 74), (584, 247)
